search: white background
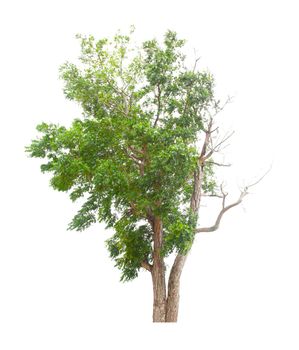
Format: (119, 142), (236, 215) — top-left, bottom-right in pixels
(0, 0), (298, 349)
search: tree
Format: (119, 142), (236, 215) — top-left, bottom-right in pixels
(26, 29), (258, 322)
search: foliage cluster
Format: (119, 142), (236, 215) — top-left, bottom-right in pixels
(26, 29), (217, 280)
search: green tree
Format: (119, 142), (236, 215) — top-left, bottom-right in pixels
(26, 29), (252, 322)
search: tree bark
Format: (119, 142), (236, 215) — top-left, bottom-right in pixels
(165, 254), (187, 322)
(164, 163), (203, 322)
(151, 217), (167, 322)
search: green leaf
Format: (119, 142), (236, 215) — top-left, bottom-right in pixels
(26, 28), (220, 281)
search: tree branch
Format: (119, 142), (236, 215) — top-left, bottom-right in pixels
(202, 131), (235, 161)
(123, 147), (145, 176)
(128, 145), (145, 156)
(199, 119), (213, 160)
(246, 165), (272, 189)
(196, 168), (271, 233)
(201, 193), (223, 198)
(124, 148), (143, 164)
(206, 161), (231, 167)
(196, 189), (247, 233)
(181, 56), (201, 119)
(212, 96), (233, 116)
(153, 84), (162, 127)
(141, 260), (153, 272)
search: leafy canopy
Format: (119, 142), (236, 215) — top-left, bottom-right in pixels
(26, 29), (217, 281)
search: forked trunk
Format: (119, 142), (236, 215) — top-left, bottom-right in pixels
(151, 216), (190, 322)
(151, 155), (203, 322)
(151, 252), (187, 322)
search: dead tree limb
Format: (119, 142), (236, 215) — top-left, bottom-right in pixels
(196, 168), (271, 233)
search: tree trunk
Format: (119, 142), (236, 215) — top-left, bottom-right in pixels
(152, 266), (166, 322)
(151, 217), (167, 322)
(165, 254), (187, 322)
(164, 164), (202, 322)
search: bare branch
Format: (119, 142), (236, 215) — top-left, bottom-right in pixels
(213, 131), (235, 151)
(211, 96), (233, 117)
(246, 165), (272, 189)
(196, 165), (271, 234)
(206, 161), (231, 167)
(196, 168), (271, 234)
(197, 96), (234, 161)
(192, 55), (201, 72)
(201, 193), (223, 198)
(202, 130), (235, 161)
(182, 56), (201, 120)
(210, 126), (219, 134)
(199, 118), (213, 160)
(196, 189), (247, 233)
(220, 184), (228, 209)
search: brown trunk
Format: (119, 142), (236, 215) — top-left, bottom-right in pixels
(151, 164), (203, 322)
(151, 217), (167, 322)
(165, 254), (187, 322)
(164, 164), (203, 322)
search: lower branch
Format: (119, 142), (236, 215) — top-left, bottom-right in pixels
(141, 260), (153, 272)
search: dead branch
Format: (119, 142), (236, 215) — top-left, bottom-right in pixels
(182, 56), (201, 119)
(201, 193), (223, 198)
(196, 189), (247, 233)
(214, 131), (235, 150)
(246, 165), (272, 189)
(196, 169), (270, 233)
(206, 161), (231, 167)
(201, 130), (234, 162)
